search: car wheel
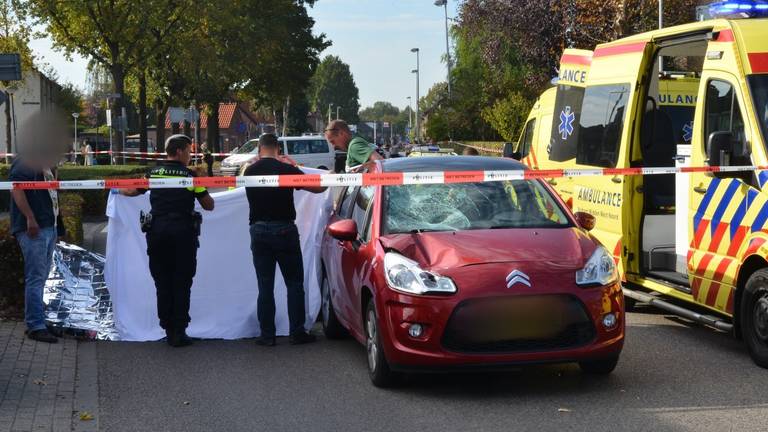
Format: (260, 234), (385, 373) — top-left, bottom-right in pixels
(579, 355), (620, 375)
(741, 269), (768, 368)
(365, 300), (398, 387)
(321, 272), (346, 339)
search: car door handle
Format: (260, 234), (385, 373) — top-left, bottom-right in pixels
(547, 178), (558, 186)
(611, 176), (622, 184)
(694, 186), (707, 194)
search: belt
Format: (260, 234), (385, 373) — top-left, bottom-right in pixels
(152, 212), (194, 220)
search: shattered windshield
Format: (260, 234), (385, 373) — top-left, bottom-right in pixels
(383, 180), (572, 234)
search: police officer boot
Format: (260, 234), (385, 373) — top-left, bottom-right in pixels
(167, 328), (193, 347)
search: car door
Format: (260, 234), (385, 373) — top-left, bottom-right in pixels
(326, 185), (359, 327)
(340, 185), (376, 337)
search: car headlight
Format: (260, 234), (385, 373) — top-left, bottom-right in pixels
(576, 246), (617, 287)
(221, 161), (231, 167)
(384, 252), (457, 295)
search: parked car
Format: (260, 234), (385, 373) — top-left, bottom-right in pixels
(407, 145), (456, 157)
(220, 135), (334, 176)
(320, 156), (625, 386)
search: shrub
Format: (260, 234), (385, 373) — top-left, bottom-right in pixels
(60, 192), (84, 245)
(0, 218), (24, 316)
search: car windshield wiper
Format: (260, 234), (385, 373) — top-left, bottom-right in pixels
(409, 228), (444, 233)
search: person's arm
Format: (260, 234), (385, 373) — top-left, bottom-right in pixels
(10, 190), (39, 238)
(289, 165), (326, 194)
(196, 192), (214, 211)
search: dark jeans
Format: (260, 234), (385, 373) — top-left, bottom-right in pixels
(17, 226), (57, 331)
(249, 222), (306, 337)
(146, 219), (198, 331)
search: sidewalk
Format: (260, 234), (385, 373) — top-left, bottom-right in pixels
(0, 321), (98, 432)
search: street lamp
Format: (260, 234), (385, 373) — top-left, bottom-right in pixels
(434, 0), (452, 99)
(336, 106), (341, 120)
(328, 103), (333, 124)
(411, 47), (420, 141)
(406, 96), (413, 132)
(72, 112), (79, 162)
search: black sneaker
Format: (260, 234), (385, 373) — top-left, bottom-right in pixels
(27, 329), (58, 344)
(255, 336), (276, 347)
(289, 331), (317, 345)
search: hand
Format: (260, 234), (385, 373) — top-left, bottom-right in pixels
(26, 217), (40, 239)
(278, 155), (298, 166)
(192, 166), (207, 177)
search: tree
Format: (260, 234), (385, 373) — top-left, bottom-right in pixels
(359, 101), (400, 122)
(308, 55), (360, 124)
(26, 0), (188, 154)
(0, 0), (35, 155)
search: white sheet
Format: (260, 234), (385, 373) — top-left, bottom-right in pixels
(105, 176), (333, 341)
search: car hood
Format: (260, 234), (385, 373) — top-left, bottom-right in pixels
(222, 154), (257, 165)
(379, 228), (598, 272)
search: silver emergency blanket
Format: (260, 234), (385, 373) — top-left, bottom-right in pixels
(43, 242), (119, 340)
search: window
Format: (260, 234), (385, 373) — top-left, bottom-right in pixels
(517, 119), (536, 158)
(339, 187), (358, 219)
(549, 85), (585, 162)
(575, 83), (631, 168)
(749, 75), (768, 155)
(705, 79), (747, 159)
(351, 186), (375, 241)
(286, 139), (329, 155)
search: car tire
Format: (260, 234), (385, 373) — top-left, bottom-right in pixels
(579, 355), (620, 375)
(365, 300), (398, 387)
(321, 272), (346, 339)
(741, 269), (768, 368)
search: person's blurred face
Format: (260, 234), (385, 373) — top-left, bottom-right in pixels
(324, 127), (351, 150)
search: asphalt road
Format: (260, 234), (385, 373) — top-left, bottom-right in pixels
(96, 306), (768, 432)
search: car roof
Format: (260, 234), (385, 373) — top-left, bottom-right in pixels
(279, 135), (323, 141)
(380, 156), (527, 173)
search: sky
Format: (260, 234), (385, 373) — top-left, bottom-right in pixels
(28, 0), (460, 112)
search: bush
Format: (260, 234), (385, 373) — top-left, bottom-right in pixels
(0, 218), (24, 316)
(60, 193), (84, 245)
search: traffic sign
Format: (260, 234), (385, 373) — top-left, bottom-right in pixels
(0, 54), (21, 81)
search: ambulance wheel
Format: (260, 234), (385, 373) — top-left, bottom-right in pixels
(321, 272), (346, 339)
(742, 269), (768, 368)
(579, 355), (619, 375)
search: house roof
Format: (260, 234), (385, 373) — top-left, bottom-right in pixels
(164, 102), (246, 130)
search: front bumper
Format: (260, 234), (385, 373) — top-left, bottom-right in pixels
(379, 283), (624, 370)
(219, 165), (241, 176)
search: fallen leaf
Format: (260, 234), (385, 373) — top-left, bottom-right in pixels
(79, 412), (94, 421)
(33, 379), (47, 386)
(558, 408), (572, 413)
(183, 401), (190, 406)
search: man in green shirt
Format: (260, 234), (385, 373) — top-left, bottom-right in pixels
(323, 120), (382, 172)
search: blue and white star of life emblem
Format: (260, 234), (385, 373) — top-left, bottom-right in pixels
(559, 106), (575, 140)
(682, 121), (693, 142)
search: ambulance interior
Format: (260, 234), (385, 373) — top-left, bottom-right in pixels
(639, 39), (706, 288)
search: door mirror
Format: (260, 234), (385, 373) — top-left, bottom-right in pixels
(503, 142), (516, 158)
(707, 131), (734, 168)
(573, 211), (596, 231)
(328, 219), (358, 241)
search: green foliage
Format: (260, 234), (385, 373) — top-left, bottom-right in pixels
(481, 92), (533, 142)
(309, 55), (361, 124)
(0, 217), (24, 314)
(60, 192), (83, 245)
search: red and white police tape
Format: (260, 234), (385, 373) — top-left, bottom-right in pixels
(0, 165), (765, 190)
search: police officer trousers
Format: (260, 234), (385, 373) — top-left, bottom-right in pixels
(146, 218), (198, 331)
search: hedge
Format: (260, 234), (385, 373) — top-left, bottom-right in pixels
(0, 217), (25, 315)
(447, 141), (506, 157)
(1, 164), (149, 216)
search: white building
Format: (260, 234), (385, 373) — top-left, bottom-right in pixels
(1, 70), (63, 154)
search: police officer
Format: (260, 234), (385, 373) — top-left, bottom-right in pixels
(121, 134), (214, 347)
(245, 133), (325, 346)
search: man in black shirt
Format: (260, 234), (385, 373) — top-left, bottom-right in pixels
(121, 134), (214, 347)
(245, 133), (325, 346)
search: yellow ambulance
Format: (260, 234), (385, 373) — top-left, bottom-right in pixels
(517, 5), (768, 368)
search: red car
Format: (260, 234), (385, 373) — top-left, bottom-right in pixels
(320, 157), (624, 386)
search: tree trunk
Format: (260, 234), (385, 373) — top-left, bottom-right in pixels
(110, 64), (126, 162)
(4, 91), (10, 162)
(156, 101), (168, 153)
(183, 119), (191, 138)
(138, 69), (148, 164)
(207, 103), (220, 153)
(282, 96), (290, 137)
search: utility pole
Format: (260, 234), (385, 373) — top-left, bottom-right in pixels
(336, 106), (341, 120)
(328, 103), (333, 124)
(411, 47), (420, 142)
(434, 0), (451, 99)
(72, 113), (79, 159)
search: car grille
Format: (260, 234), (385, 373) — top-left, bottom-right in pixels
(441, 295), (596, 354)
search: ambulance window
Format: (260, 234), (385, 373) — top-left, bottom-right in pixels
(549, 86), (584, 162)
(747, 75), (768, 155)
(518, 119), (536, 158)
(705, 80), (747, 158)
(576, 84), (631, 168)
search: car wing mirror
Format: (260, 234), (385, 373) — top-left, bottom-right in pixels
(328, 219), (358, 241)
(573, 211), (596, 231)
(502, 142), (516, 158)
(707, 131), (734, 178)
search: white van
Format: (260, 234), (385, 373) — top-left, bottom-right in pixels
(219, 135), (334, 176)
